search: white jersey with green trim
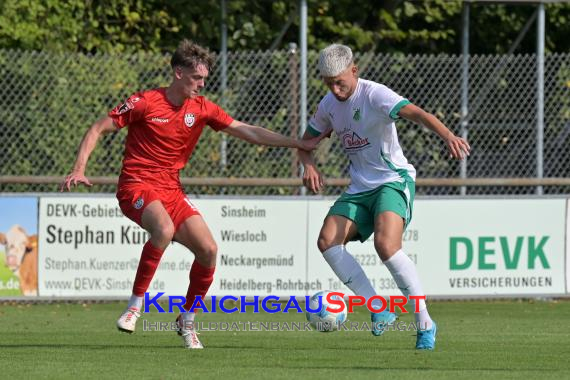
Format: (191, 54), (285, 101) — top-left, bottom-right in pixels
(308, 78), (416, 194)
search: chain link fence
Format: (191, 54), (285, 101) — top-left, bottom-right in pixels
(0, 49), (568, 195)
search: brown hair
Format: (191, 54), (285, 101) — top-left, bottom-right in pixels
(170, 39), (214, 71)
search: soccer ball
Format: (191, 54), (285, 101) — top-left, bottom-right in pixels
(306, 290), (348, 332)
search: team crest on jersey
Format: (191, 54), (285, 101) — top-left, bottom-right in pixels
(342, 131), (370, 152)
(184, 113), (196, 128)
(352, 107), (361, 121)
(134, 197), (144, 209)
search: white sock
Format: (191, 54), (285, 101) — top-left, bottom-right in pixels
(383, 249), (433, 330)
(127, 294), (143, 310)
(323, 245), (382, 310)
(182, 312), (196, 322)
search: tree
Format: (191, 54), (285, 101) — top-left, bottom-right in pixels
(1, 0), (568, 54)
(0, 0), (180, 53)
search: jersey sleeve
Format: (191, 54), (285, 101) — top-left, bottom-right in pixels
(307, 100), (332, 137)
(108, 92), (147, 129)
(204, 99), (234, 131)
(369, 85), (411, 120)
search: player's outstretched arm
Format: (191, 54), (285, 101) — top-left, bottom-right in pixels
(61, 116), (117, 192)
(222, 120), (328, 151)
(399, 103), (471, 160)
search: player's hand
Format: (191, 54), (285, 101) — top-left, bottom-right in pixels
(303, 164), (325, 193)
(60, 172), (93, 192)
(297, 129), (332, 151)
(445, 133), (471, 160)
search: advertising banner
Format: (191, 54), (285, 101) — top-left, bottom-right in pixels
(23, 196), (570, 298)
(38, 197), (310, 297)
(195, 199), (310, 296)
(566, 199), (569, 295)
(415, 199), (566, 296)
(39, 197), (173, 296)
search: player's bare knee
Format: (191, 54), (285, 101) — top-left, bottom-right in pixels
(196, 239), (217, 258)
(204, 241), (218, 258)
(194, 241), (217, 265)
(317, 234), (336, 253)
(150, 221), (175, 248)
(374, 238), (400, 261)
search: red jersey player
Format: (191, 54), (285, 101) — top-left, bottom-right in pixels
(62, 40), (326, 349)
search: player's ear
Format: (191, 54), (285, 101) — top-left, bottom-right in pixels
(352, 65), (358, 76)
(174, 66), (184, 80)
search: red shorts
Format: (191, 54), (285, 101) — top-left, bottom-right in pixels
(116, 183), (200, 232)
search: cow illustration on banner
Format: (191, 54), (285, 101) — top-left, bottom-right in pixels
(0, 197), (38, 296)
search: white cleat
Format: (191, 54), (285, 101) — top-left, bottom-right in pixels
(177, 316), (204, 349)
(116, 307), (141, 333)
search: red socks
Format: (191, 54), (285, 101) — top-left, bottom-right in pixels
(132, 241), (215, 311)
(132, 241), (164, 296)
(183, 261), (216, 311)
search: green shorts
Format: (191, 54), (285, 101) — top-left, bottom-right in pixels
(327, 180), (415, 242)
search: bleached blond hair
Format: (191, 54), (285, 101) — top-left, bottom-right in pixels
(317, 44), (353, 77)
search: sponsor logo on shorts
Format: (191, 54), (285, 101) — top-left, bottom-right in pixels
(184, 113), (195, 128)
(134, 197), (144, 209)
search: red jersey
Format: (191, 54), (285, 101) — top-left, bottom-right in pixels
(109, 88), (233, 188)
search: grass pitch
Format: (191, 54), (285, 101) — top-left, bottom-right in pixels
(1, 300), (570, 379)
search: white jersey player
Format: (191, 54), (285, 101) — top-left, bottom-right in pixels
(300, 44), (470, 350)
